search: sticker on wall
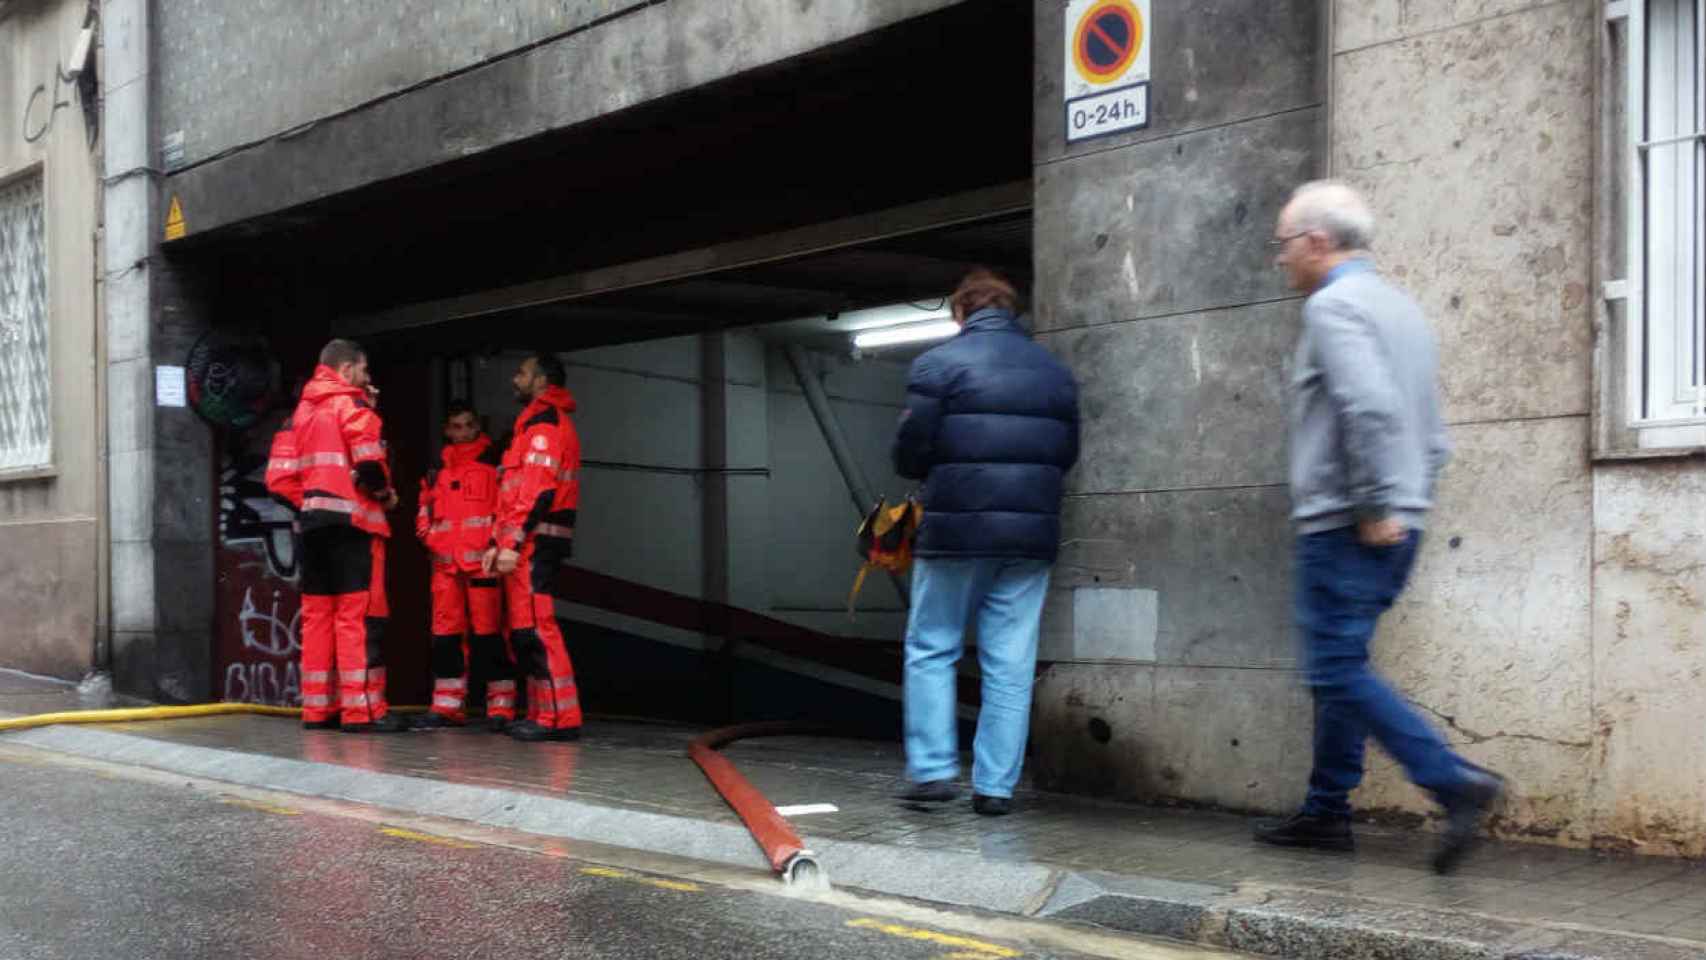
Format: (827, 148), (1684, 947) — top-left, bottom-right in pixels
(1063, 0), (1151, 144)
(164, 195), (187, 241)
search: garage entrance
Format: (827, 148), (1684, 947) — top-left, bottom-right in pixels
(185, 0), (1035, 732)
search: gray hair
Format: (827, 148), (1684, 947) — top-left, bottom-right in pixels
(1286, 180), (1375, 251)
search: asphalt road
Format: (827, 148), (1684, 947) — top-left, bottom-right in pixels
(0, 744), (1235, 960)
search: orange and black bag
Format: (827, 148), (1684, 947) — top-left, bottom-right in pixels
(848, 496), (923, 616)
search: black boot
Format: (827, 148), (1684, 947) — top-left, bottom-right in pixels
(1433, 767), (1507, 874)
(508, 720), (581, 742)
(896, 780), (957, 804)
(411, 712), (462, 731)
(488, 715), (512, 734)
(1253, 811), (1355, 851)
(972, 794), (1013, 816)
(342, 712), (411, 734)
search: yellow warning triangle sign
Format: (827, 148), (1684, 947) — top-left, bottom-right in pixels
(163, 197), (186, 241)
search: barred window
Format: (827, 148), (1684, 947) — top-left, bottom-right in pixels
(0, 172), (52, 473)
(1617, 0), (1705, 447)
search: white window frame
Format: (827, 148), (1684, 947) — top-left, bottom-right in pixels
(1611, 0), (1706, 449)
(0, 164), (54, 479)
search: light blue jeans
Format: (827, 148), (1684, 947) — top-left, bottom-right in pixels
(903, 556), (1052, 798)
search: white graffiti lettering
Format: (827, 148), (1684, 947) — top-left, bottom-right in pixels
(223, 661), (301, 706)
(238, 588), (301, 658)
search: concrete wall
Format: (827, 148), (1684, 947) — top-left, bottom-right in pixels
(154, 0), (968, 238)
(1026, 0), (1325, 811)
(468, 337), (910, 640)
(0, 0), (102, 679)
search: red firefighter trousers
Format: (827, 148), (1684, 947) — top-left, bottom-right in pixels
(429, 566), (514, 721)
(504, 538), (582, 730)
(300, 527), (390, 725)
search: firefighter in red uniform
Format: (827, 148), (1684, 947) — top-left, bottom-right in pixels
(483, 352), (584, 742)
(264, 384), (339, 720)
(271, 340), (408, 733)
(413, 401), (516, 731)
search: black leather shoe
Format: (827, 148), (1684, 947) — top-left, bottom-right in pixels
(342, 712), (411, 734)
(972, 794), (1013, 816)
(508, 720), (581, 742)
(1253, 812), (1355, 851)
(488, 716), (512, 734)
(896, 780), (957, 804)
(411, 713), (462, 730)
(301, 718), (340, 731)
(1433, 768), (1507, 874)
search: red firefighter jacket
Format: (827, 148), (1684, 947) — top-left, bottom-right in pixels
(495, 385), (580, 554)
(283, 364), (393, 537)
(263, 412), (304, 512)
(417, 434), (500, 573)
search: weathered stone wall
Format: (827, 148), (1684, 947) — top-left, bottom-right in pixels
(1328, 0), (1603, 842)
(1026, 0), (1326, 811)
(1335, 0), (1704, 856)
(0, 0), (102, 679)
(1590, 463), (1706, 855)
(1033, 0), (1702, 854)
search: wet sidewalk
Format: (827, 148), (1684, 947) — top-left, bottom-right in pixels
(4, 672), (1703, 959)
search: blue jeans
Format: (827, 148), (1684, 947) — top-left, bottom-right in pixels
(903, 556), (1052, 798)
(1297, 527), (1473, 817)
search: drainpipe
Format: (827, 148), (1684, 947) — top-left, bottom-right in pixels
(92, 189), (110, 677)
(782, 344), (907, 606)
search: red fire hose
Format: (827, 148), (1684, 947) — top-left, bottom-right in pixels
(688, 722), (826, 885)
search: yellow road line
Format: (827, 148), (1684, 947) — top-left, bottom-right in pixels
(218, 797), (302, 816)
(845, 918), (1021, 957)
(379, 826), (477, 849)
(579, 865), (702, 893)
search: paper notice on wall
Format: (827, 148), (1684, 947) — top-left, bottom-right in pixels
(155, 365), (187, 407)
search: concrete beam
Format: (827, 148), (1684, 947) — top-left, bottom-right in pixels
(338, 182), (1031, 338)
(158, 0), (969, 242)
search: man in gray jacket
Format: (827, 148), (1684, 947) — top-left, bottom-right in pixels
(1254, 181), (1505, 874)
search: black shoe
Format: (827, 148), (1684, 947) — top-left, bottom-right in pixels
(411, 713), (462, 731)
(896, 780), (957, 804)
(1433, 768), (1507, 874)
(488, 716), (512, 734)
(302, 717), (340, 731)
(507, 720), (581, 742)
(972, 794), (1013, 816)
(1253, 811), (1355, 852)
(342, 712), (411, 734)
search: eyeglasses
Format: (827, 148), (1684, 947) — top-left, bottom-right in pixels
(1267, 231), (1310, 249)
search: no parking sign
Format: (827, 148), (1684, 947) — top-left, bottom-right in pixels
(1063, 0), (1152, 143)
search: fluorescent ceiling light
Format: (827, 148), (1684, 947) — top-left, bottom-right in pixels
(853, 319), (959, 349)
(835, 303), (950, 332)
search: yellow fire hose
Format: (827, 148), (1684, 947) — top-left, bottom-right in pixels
(0, 702), (427, 733)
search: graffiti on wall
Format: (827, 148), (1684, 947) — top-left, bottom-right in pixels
(219, 443), (298, 580)
(215, 411), (302, 706)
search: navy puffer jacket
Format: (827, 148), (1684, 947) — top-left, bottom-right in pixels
(891, 307), (1080, 562)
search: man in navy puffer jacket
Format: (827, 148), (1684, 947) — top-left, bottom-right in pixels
(891, 269), (1080, 816)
